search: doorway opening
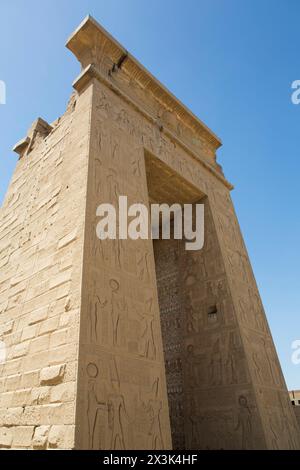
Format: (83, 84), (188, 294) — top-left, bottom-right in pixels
(145, 151), (204, 449)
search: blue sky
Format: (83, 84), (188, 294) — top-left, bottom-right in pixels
(0, 0), (299, 389)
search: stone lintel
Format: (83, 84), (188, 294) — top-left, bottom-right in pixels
(73, 63), (233, 191)
(66, 15), (222, 152)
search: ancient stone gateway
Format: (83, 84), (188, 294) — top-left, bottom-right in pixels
(0, 16), (299, 450)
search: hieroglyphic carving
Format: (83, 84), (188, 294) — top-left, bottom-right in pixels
(136, 249), (151, 282)
(205, 180), (300, 448)
(141, 378), (164, 449)
(209, 338), (222, 386)
(225, 331), (239, 385)
(86, 362), (107, 449)
(137, 297), (156, 360)
(235, 395), (253, 449)
(108, 392), (129, 449)
(88, 293), (107, 344)
(262, 337), (282, 387)
(109, 279), (128, 347)
(77, 70), (300, 450)
(92, 84), (213, 195)
(277, 392), (300, 449)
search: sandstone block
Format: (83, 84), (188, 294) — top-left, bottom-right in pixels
(39, 316), (59, 335)
(12, 425), (35, 447)
(50, 382), (75, 403)
(40, 363), (66, 385)
(0, 427), (13, 448)
(58, 230), (77, 249)
(28, 305), (49, 325)
(32, 425), (50, 449)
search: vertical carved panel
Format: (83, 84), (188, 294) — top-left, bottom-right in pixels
(75, 80), (172, 450)
(208, 184), (300, 449)
(154, 200), (266, 449)
(153, 237), (184, 449)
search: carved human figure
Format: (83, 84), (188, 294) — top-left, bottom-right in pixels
(227, 250), (247, 284)
(251, 351), (263, 384)
(107, 165), (119, 203)
(238, 297), (249, 326)
(131, 154), (142, 178)
(186, 305), (198, 334)
(147, 399), (164, 449)
(109, 279), (128, 347)
(94, 155), (103, 198)
(185, 344), (202, 387)
(107, 169), (124, 268)
(269, 413), (280, 450)
(144, 379), (164, 450)
(137, 250), (151, 282)
(251, 291), (267, 332)
(108, 393), (129, 450)
(91, 226), (105, 262)
(225, 332), (238, 384)
(209, 338), (222, 386)
(138, 309), (156, 360)
(88, 293), (107, 344)
(116, 109), (130, 132)
(110, 134), (120, 163)
(262, 338), (282, 387)
(187, 396), (202, 449)
(235, 395), (253, 449)
(86, 363), (107, 449)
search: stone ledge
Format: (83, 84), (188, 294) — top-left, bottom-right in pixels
(13, 118), (53, 159)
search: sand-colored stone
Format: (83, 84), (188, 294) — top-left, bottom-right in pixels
(0, 15), (299, 449)
(289, 390), (300, 430)
(294, 408), (300, 429)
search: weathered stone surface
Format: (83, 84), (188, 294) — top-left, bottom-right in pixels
(294, 408), (300, 429)
(48, 425), (64, 448)
(32, 425), (50, 449)
(12, 426), (35, 447)
(48, 425), (74, 449)
(0, 15), (299, 450)
(0, 427), (13, 448)
(40, 364), (66, 386)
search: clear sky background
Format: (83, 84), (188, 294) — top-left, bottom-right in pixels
(0, 0), (299, 389)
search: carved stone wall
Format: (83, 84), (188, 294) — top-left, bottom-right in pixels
(0, 86), (93, 449)
(294, 407), (300, 430)
(153, 237), (185, 449)
(154, 200), (264, 449)
(0, 15), (299, 449)
(75, 81), (172, 450)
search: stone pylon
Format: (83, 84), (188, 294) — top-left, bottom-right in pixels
(0, 16), (299, 450)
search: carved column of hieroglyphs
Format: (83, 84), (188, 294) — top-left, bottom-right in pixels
(178, 199), (266, 449)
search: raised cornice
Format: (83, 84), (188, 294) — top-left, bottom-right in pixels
(66, 15), (222, 152)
